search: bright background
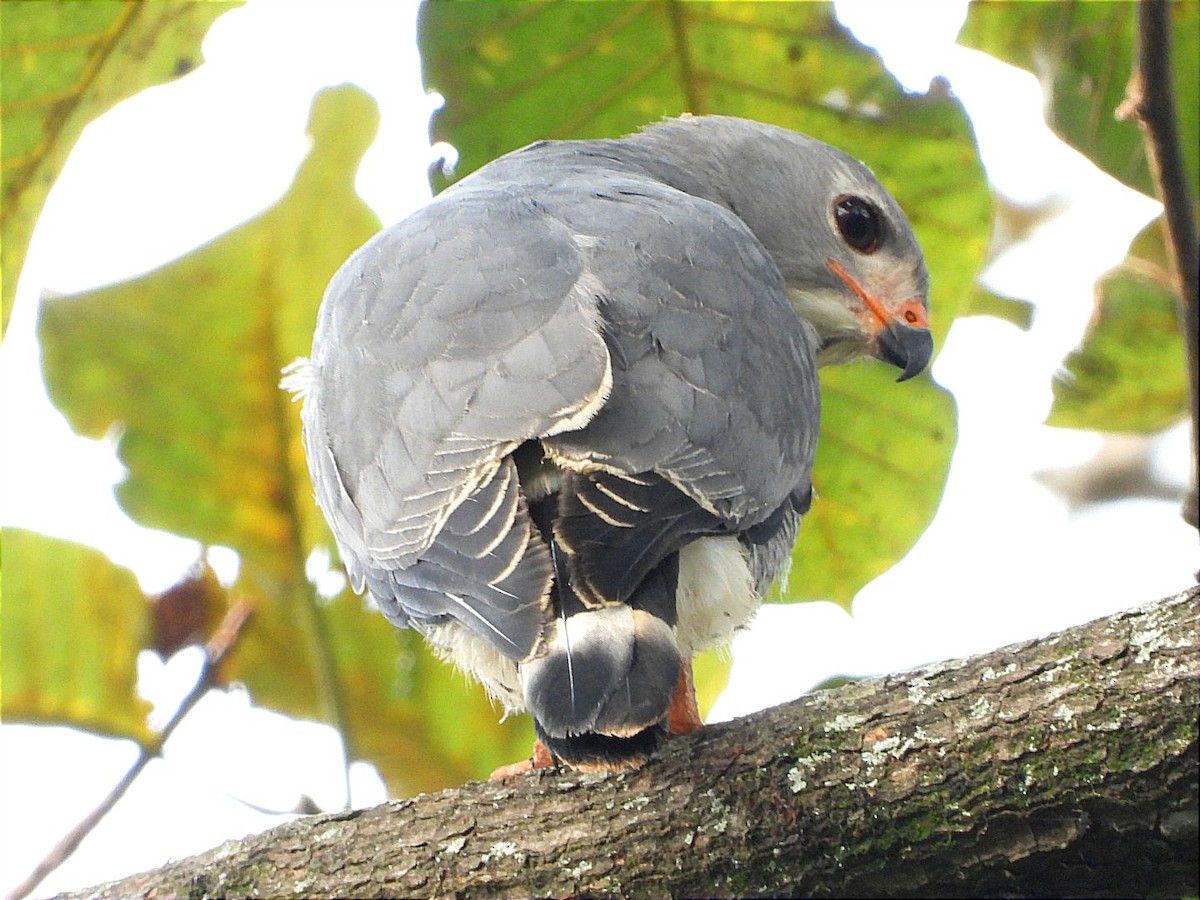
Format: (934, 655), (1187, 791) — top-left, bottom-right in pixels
(1, 1), (1194, 895)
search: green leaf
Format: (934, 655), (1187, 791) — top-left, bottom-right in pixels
(960, 1), (1199, 199)
(787, 367), (956, 609)
(331, 591), (536, 792)
(39, 85), (380, 592)
(1048, 260), (1187, 433)
(420, 0), (978, 605)
(962, 6), (1194, 442)
(36, 84), (540, 795)
(1, 527), (153, 744)
(231, 582), (536, 794)
(963, 286), (1034, 331)
(38, 83), (384, 770)
(0, 0), (240, 338)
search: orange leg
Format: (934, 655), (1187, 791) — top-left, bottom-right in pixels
(666, 657), (704, 735)
(489, 739), (555, 779)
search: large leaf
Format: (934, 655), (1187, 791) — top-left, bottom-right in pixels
(960, 1), (1199, 200)
(0, 0), (239, 338)
(37, 84), (385, 771)
(420, 0), (980, 606)
(692, 646), (731, 718)
(39, 85), (380, 592)
(36, 84), (539, 795)
(234, 579), (537, 794)
(38, 83), (385, 778)
(1, 528), (153, 744)
(323, 590), (536, 793)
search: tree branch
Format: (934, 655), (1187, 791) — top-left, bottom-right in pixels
(1120, 0), (1200, 528)
(60, 588), (1198, 900)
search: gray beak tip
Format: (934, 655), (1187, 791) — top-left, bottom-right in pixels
(877, 322), (933, 382)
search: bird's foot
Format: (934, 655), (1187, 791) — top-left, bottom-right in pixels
(489, 739), (556, 779)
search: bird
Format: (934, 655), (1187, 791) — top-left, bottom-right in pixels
(290, 114), (932, 774)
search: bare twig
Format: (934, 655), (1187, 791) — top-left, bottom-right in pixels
(1119, 0), (1200, 529)
(5, 602), (254, 900)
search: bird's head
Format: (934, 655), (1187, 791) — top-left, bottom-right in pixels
(786, 182), (932, 382)
(633, 116), (933, 381)
(734, 127), (932, 382)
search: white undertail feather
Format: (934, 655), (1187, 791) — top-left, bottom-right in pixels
(421, 620), (524, 711)
(674, 536), (759, 656)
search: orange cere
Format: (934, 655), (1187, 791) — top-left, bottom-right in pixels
(827, 258), (928, 332)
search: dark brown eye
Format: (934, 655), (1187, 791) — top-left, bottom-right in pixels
(834, 195), (882, 254)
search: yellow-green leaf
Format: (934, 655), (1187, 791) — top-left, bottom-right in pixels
(385, 624), (536, 788)
(1, 527), (153, 744)
(39, 85), (380, 592)
(693, 647), (731, 719)
(963, 286), (1034, 331)
(786, 367), (957, 609)
(36, 84), (542, 796)
(960, 1), (1199, 200)
(39, 83), (382, 764)
(0, 0), (240, 338)
(1048, 261), (1187, 433)
(224, 580), (534, 795)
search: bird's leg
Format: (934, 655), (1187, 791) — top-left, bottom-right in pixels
(665, 657), (704, 735)
(489, 739), (555, 779)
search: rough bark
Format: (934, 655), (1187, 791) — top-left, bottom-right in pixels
(62, 587), (1198, 900)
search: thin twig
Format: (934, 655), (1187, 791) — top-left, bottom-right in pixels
(1119, 0), (1200, 528)
(5, 602), (254, 900)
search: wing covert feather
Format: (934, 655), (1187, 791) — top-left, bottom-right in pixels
(302, 152), (821, 662)
(539, 175), (822, 527)
(304, 187), (612, 579)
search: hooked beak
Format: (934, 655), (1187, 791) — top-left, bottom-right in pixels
(827, 259), (932, 382)
(876, 320), (934, 382)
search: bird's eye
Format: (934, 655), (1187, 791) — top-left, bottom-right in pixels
(833, 196), (882, 254)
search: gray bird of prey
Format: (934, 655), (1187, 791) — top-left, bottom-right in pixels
(292, 114), (932, 773)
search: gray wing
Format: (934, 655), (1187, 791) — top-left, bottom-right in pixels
(302, 185), (611, 658)
(539, 171), (822, 528)
(302, 162), (820, 660)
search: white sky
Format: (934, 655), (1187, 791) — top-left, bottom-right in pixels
(2, 1), (1195, 895)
